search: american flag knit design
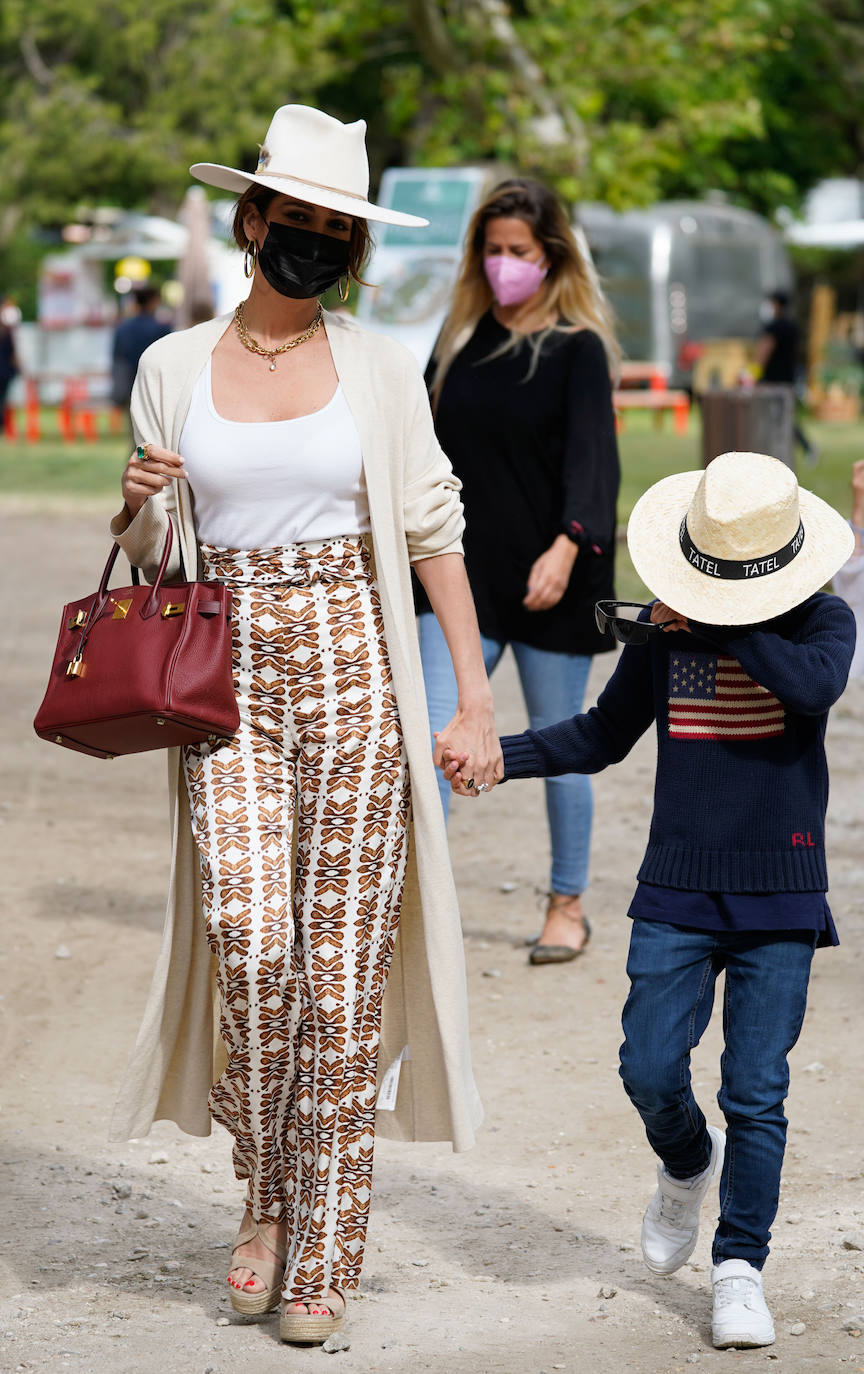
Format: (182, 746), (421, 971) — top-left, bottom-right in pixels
(668, 652), (785, 741)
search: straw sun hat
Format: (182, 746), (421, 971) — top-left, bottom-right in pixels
(627, 451), (854, 626)
(190, 104), (428, 228)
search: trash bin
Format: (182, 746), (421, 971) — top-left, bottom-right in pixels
(700, 386), (795, 470)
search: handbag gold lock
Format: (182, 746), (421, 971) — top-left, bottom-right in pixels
(161, 602), (185, 619)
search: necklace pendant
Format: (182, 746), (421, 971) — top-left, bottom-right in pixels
(268, 361), (276, 372)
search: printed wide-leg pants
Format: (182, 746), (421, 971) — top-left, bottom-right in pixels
(182, 537), (410, 1299)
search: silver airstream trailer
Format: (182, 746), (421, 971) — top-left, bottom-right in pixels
(578, 201), (793, 387)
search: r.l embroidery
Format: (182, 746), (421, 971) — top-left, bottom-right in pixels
(667, 652), (785, 740)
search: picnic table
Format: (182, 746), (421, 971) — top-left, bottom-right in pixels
(613, 360), (690, 435)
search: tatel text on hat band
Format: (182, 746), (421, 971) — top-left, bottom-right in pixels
(679, 516), (805, 580)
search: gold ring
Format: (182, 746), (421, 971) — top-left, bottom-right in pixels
(136, 443), (152, 462)
(466, 777), (475, 791)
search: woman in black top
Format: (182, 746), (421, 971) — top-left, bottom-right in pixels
(417, 177), (620, 961)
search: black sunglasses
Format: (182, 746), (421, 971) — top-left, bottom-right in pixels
(595, 600), (676, 645)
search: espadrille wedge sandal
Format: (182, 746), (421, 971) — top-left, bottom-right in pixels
(227, 1216), (288, 1316)
(279, 1289), (346, 1344)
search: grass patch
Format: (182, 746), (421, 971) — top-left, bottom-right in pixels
(0, 434), (128, 500)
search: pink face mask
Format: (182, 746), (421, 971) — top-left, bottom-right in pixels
(483, 254), (548, 306)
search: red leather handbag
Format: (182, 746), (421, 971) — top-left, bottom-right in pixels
(34, 523), (239, 759)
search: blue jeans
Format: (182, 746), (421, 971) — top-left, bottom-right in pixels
(619, 918), (816, 1270)
(417, 611), (593, 895)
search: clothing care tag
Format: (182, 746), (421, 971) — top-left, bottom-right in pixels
(375, 1045), (411, 1111)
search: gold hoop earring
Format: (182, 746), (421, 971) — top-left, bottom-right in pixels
(338, 275), (350, 303)
(244, 242), (258, 279)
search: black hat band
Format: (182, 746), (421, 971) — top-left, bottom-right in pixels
(679, 516), (805, 580)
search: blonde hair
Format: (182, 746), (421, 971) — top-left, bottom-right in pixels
(431, 178), (620, 406)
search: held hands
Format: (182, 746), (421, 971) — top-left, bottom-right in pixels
(651, 601), (689, 633)
(439, 746), (479, 796)
(121, 444), (187, 519)
(433, 698), (503, 798)
(523, 534), (578, 612)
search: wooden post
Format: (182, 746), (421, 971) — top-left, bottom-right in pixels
(807, 284), (835, 399)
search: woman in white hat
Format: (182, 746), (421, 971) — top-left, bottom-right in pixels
(110, 104), (500, 1343)
(448, 451), (856, 1350)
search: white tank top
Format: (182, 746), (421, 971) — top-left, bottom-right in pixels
(178, 358), (370, 549)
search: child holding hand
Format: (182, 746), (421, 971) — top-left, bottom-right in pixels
(444, 451), (856, 1349)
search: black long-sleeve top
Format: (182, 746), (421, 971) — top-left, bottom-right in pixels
(501, 593), (857, 893)
(417, 312), (620, 655)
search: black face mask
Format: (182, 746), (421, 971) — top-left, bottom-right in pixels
(256, 220), (351, 299)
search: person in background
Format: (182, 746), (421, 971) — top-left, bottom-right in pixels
(832, 458), (864, 679)
(111, 286), (172, 437)
(755, 290), (815, 463)
(0, 299), (20, 436)
(417, 177), (621, 965)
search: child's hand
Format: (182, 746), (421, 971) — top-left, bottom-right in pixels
(652, 601), (689, 633)
(440, 747), (474, 796)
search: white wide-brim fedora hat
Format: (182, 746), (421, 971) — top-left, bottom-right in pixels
(190, 104), (428, 228)
(627, 451), (854, 625)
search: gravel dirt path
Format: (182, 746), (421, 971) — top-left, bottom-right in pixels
(2, 502), (863, 1374)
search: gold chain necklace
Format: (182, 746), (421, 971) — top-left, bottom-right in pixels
(234, 300), (323, 371)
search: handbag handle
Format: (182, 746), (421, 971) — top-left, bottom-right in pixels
(71, 524), (177, 665)
(129, 520), (187, 589)
(97, 521), (175, 620)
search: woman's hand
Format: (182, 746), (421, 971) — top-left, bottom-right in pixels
(433, 698), (502, 798)
(651, 601), (689, 633)
(121, 444), (186, 519)
(523, 534), (578, 612)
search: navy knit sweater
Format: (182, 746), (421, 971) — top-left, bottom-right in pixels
(501, 593), (856, 892)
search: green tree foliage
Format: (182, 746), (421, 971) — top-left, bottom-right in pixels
(1, 0), (862, 249)
(714, 0), (864, 210)
(0, 0), (337, 240)
(361, 0), (864, 213)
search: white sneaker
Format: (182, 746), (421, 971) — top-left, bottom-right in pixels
(711, 1259), (775, 1348)
(641, 1124), (725, 1275)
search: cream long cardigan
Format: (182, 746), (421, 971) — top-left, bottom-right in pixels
(109, 309), (483, 1152)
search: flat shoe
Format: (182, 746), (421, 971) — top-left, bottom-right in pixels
(529, 915), (591, 965)
(529, 943), (579, 964)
